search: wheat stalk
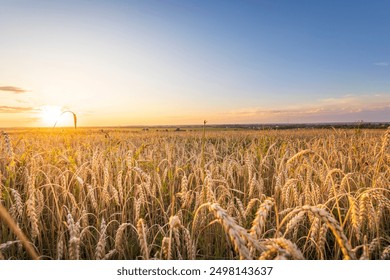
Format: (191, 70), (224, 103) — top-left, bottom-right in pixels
(67, 212), (80, 260)
(95, 218), (107, 260)
(206, 203), (252, 260)
(280, 205), (356, 260)
(137, 218), (149, 260)
(250, 197), (274, 239)
(0, 203), (39, 259)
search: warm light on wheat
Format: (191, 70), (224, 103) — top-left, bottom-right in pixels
(0, 127), (389, 260)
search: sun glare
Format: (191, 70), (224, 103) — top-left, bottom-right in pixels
(40, 105), (62, 126)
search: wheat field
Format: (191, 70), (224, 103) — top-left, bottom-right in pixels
(0, 127), (389, 260)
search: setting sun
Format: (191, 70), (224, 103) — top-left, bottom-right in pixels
(40, 105), (62, 126)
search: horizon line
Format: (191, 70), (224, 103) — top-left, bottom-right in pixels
(1, 121), (389, 130)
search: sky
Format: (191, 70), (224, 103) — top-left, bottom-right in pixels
(0, 0), (389, 127)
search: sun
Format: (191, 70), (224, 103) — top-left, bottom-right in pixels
(40, 105), (62, 126)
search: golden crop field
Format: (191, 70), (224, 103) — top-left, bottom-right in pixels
(0, 127), (389, 260)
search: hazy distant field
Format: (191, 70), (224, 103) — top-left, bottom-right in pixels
(0, 128), (389, 260)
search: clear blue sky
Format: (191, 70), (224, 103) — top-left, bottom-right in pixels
(0, 0), (389, 126)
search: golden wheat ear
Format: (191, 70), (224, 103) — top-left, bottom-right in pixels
(72, 112), (77, 129)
